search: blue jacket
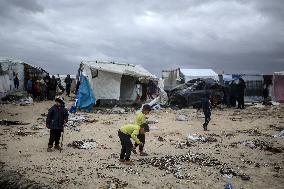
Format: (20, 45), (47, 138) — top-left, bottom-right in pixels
(27, 80), (33, 91)
(46, 105), (68, 129)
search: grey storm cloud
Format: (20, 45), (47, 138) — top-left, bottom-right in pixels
(0, 0), (283, 75)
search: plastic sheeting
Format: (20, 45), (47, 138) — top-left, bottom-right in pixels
(180, 69), (219, 81)
(77, 75), (96, 111)
(92, 70), (121, 100)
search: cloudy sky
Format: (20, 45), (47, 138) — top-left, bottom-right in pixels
(0, 0), (283, 76)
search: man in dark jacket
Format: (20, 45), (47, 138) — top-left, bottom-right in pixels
(48, 75), (57, 100)
(237, 78), (246, 109)
(202, 93), (211, 131)
(64, 74), (72, 97)
(46, 96), (68, 152)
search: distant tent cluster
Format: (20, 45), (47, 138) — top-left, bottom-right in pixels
(1, 57), (283, 108)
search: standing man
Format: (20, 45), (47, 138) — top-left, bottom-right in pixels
(64, 74), (72, 97)
(46, 96), (68, 152)
(26, 77), (33, 96)
(237, 78), (246, 109)
(14, 74), (19, 89)
(202, 93), (211, 131)
(44, 73), (51, 100)
(49, 75), (57, 100)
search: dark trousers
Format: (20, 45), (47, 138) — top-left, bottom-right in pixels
(237, 94), (245, 109)
(118, 131), (132, 161)
(134, 134), (145, 151)
(48, 129), (62, 146)
(66, 85), (71, 96)
(203, 111), (211, 129)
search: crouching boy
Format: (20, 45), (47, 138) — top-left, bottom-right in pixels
(118, 123), (149, 165)
(46, 96), (68, 152)
(133, 104), (151, 156)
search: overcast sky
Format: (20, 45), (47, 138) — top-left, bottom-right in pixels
(0, 0), (284, 76)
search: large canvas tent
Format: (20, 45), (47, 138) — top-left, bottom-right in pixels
(0, 58), (47, 97)
(78, 61), (157, 104)
(273, 71), (284, 102)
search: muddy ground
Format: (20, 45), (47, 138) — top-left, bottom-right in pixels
(0, 99), (284, 189)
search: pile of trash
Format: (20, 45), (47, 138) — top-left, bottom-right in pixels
(1, 92), (33, 106)
(176, 115), (189, 121)
(188, 133), (217, 143)
(139, 152), (221, 179)
(68, 139), (97, 149)
(66, 114), (90, 131)
(220, 166), (250, 181)
(240, 140), (283, 153)
(94, 106), (133, 114)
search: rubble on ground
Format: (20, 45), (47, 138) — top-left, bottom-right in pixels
(176, 115), (189, 121)
(239, 140), (283, 153)
(273, 130), (284, 139)
(0, 119), (29, 126)
(139, 152), (221, 179)
(188, 133), (217, 143)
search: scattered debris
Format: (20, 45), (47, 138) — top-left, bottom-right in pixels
(149, 126), (159, 131)
(97, 173), (128, 188)
(273, 130), (284, 139)
(188, 133), (217, 143)
(139, 153), (221, 179)
(240, 140), (283, 153)
(220, 166), (250, 181)
(111, 107), (126, 114)
(31, 124), (45, 130)
(176, 115), (189, 121)
(158, 136), (165, 141)
(68, 139), (97, 149)
(0, 120), (29, 126)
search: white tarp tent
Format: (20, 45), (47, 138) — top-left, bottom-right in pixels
(180, 69), (219, 82)
(80, 61), (157, 102)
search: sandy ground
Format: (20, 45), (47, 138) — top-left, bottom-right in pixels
(0, 98), (284, 189)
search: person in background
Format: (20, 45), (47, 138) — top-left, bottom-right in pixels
(202, 93), (211, 131)
(132, 104), (151, 156)
(46, 96), (68, 152)
(14, 74), (19, 89)
(26, 78), (33, 96)
(40, 79), (47, 101)
(118, 123), (150, 165)
(34, 80), (41, 101)
(64, 74), (72, 97)
(48, 75), (57, 100)
(44, 73), (51, 100)
(263, 84), (269, 105)
(237, 78), (246, 109)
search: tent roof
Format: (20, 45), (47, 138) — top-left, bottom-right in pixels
(0, 57), (47, 73)
(274, 71), (284, 75)
(180, 69), (218, 77)
(82, 61), (157, 78)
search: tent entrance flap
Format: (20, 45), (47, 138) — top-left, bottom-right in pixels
(119, 75), (137, 101)
(77, 75), (96, 111)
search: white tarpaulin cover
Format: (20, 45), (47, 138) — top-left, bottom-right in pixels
(81, 61), (157, 101)
(82, 61), (157, 78)
(180, 69), (219, 81)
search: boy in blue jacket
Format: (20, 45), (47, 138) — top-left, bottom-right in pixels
(46, 96), (68, 152)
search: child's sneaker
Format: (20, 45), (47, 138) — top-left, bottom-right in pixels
(132, 149), (137, 154)
(119, 159), (125, 162)
(54, 145), (63, 150)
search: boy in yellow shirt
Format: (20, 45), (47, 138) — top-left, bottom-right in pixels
(132, 104), (151, 156)
(118, 123), (149, 165)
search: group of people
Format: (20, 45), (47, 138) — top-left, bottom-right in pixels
(25, 74), (73, 101)
(222, 78), (246, 109)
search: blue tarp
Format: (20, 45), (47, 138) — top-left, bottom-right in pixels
(76, 75), (96, 112)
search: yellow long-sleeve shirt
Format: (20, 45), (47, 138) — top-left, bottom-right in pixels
(135, 112), (146, 126)
(119, 124), (141, 144)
